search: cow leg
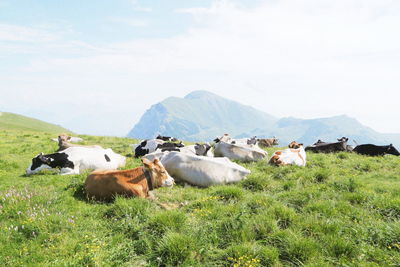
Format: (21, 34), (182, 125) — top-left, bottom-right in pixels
(60, 167), (78, 175)
(124, 184), (147, 198)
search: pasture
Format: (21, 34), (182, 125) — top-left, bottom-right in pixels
(1, 129), (400, 266)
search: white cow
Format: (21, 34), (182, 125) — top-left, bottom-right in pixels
(269, 142), (306, 167)
(214, 134), (257, 146)
(160, 152), (250, 187)
(214, 141), (267, 162)
(26, 147), (126, 175)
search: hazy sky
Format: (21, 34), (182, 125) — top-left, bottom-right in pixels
(1, 0), (399, 136)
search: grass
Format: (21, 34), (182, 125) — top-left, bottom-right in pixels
(0, 112), (71, 133)
(1, 128), (400, 266)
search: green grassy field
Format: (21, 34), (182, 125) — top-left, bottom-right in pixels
(0, 112), (71, 133)
(1, 129), (400, 266)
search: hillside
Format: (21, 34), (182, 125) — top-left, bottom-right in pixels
(128, 91), (400, 147)
(0, 112), (71, 133)
(1, 128), (400, 266)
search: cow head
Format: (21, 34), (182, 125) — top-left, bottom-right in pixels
(337, 137), (349, 143)
(272, 138), (279, 145)
(141, 158), (174, 188)
(26, 153), (53, 175)
(194, 143), (212, 156)
(288, 141), (303, 149)
(58, 134), (71, 144)
(387, 144), (400, 156)
(214, 134), (231, 143)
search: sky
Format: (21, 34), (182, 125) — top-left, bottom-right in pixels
(1, 0), (400, 136)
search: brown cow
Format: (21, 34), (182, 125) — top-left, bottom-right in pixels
(258, 138), (279, 148)
(84, 158), (174, 201)
(269, 141), (306, 167)
(56, 134), (102, 152)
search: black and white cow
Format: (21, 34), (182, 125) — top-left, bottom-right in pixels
(353, 144), (400, 156)
(26, 147), (126, 175)
(132, 139), (184, 157)
(160, 143), (212, 156)
(156, 135), (178, 142)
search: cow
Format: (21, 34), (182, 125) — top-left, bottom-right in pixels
(214, 141), (268, 162)
(132, 139), (184, 157)
(353, 144), (400, 156)
(156, 135), (178, 142)
(159, 143), (213, 156)
(258, 137), (279, 148)
(55, 134), (102, 152)
(214, 134), (232, 143)
(160, 152), (250, 187)
(84, 158), (174, 200)
(269, 141), (306, 167)
(51, 133), (83, 143)
(26, 147), (126, 175)
(305, 137), (349, 153)
(143, 143), (214, 162)
(215, 134), (257, 146)
(231, 136), (258, 146)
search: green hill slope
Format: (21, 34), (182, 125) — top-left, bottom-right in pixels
(1, 129), (400, 266)
(0, 112), (71, 133)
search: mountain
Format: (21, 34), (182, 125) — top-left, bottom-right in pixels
(128, 91), (277, 141)
(0, 112), (71, 133)
(128, 91), (400, 147)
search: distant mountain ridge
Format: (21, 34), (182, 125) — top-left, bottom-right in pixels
(0, 112), (71, 133)
(128, 91), (400, 147)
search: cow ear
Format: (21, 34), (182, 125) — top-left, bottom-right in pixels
(141, 158), (152, 168)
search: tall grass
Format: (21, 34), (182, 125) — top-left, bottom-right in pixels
(0, 129), (399, 266)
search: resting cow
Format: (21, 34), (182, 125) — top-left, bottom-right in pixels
(56, 134), (102, 152)
(353, 144), (400, 156)
(258, 138), (279, 148)
(132, 139), (184, 157)
(214, 134), (232, 143)
(214, 141), (268, 162)
(305, 137), (349, 153)
(231, 136), (258, 145)
(160, 143), (213, 156)
(214, 134), (257, 146)
(160, 152), (250, 187)
(84, 158), (174, 200)
(143, 143), (213, 162)
(156, 135), (178, 142)
(26, 147), (126, 175)
(269, 141), (306, 167)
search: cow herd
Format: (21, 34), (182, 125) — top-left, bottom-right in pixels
(25, 133), (399, 201)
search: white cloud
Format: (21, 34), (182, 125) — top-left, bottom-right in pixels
(2, 0), (400, 135)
